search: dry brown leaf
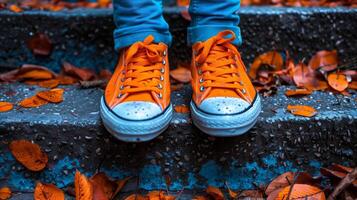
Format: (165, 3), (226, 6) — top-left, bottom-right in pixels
(308, 50), (338, 71)
(0, 187), (11, 200)
(265, 172), (295, 196)
(37, 88), (64, 103)
(90, 172), (130, 200)
(239, 190), (263, 198)
(170, 67), (192, 83)
(9, 140), (48, 171)
(174, 105), (189, 113)
(62, 62), (95, 81)
(206, 186), (224, 200)
(321, 167), (357, 187)
(327, 73), (349, 92)
(285, 88), (312, 97)
(0, 102), (13, 113)
(348, 81), (357, 90)
(19, 95), (48, 108)
(90, 179), (109, 200)
(38, 79), (60, 89)
(287, 105), (317, 117)
(34, 182), (65, 200)
(27, 33), (53, 56)
(75, 171), (93, 200)
(293, 62), (317, 88)
(331, 164), (353, 173)
(249, 51), (284, 79)
(276, 184), (325, 200)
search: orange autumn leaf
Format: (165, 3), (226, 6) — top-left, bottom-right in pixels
(292, 62), (317, 88)
(9, 140), (48, 171)
(0, 102), (13, 112)
(276, 184), (325, 200)
(287, 105), (317, 117)
(206, 186), (224, 200)
(327, 73), (349, 92)
(285, 88), (312, 97)
(34, 182), (65, 200)
(19, 95), (48, 108)
(249, 51), (284, 79)
(38, 79), (60, 89)
(75, 171), (93, 200)
(98, 0), (111, 7)
(37, 88), (64, 103)
(17, 69), (54, 80)
(90, 172), (130, 200)
(57, 75), (78, 85)
(192, 196), (208, 200)
(170, 66), (192, 83)
(174, 105), (189, 113)
(123, 194), (147, 200)
(27, 33), (53, 56)
(9, 4), (22, 12)
(308, 50), (338, 71)
(90, 179), (109, 200)
(348, 81), (357, 90)
(62, 62), (95, 81)
(0, 187), (11, 200)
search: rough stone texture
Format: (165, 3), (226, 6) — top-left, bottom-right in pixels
(0, 7), (357, 72)
(0, 83), (356, 192)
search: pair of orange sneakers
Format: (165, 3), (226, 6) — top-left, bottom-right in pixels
(100, 30), (261, 142)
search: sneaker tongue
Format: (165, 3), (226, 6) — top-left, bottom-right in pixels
(124, 92), (156, 104)
(206, 88), (239, 99)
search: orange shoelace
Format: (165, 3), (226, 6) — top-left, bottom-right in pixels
(194, 30), (245, 90)
(121, 35), (166, 96)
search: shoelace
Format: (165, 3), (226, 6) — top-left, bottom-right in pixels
(120, 35), (166, 98)
(194, 30), (245, 92)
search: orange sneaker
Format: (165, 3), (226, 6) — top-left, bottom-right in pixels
(190, 30), (261, 137)
(100, 36), (172, 142)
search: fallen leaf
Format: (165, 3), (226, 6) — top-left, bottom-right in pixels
(34, 182), (65, 200)
(99, 69), (113, 80)
(0, 187), (11, 200)
(348, 81), (357, 90)
(9, 4), (22, 12)
(192, 196), (208, 200)
(170, 67), (192, 83)
(98, 0), (111, 7)
(27, 33), (53, 56)
(287, 105), (317, 117)
(17, 70), (54, 80)
(174, 105), (189, 113)
(90, 172), (130, 200)
(0, 69), (19, 82)
(321, 167), (357, 188)
(9, 140), (48, 171)
(206, 186), (224, 200)
(308, 50), (338, 71)
(276, 184), (325, 200)
(62, 62), (95, 81)
(37, 88), (64, 103)
(285, 88), (312, 97)
(327, 73), (349, 92)
(239, 190), (263, 198)
(75, 171), (93, 200)
(331, 164), (354, 173)
(38, 79), (60, 89)
(114, 177), (131, 199)
(0, 102), (13, 112)
(249, 51), (284, 79)
(57, 75), (78, 85)
(123, 194), (147, 200)
(293, 62), (318, 88)
(19, 95), (48, 108)
(90, 179), (109, 200)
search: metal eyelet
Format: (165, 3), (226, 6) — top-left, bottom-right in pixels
(199, 78), (204, 83)
(120, 85), (124, 90)
(198, 69), (202, 75)
(161, 68), (165, 73)
(160, 75), (164, 81)
(241, 89), (246, 94)
(239, 81), (244, 86)
(158, 93), (163, 99)
(118, 93), (122, 98)
(163, 50), (167, 56)
(157, 84), (163, 89)
(162, 59), (166, 65)
(200, 86), (205, 92)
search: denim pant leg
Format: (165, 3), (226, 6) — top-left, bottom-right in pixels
(113, 0), (172, 50)
(187, 0), (242, 46)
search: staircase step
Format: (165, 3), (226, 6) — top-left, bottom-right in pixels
(0, 7), (357, 71)
(0, 83), (356, 192)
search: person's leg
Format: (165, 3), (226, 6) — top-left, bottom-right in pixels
(187, 0), (241, 46)
(113, 0), (172, 50)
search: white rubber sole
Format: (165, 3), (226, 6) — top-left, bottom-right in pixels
(100, 97), (173, 142)
(190, 95), (262, 137)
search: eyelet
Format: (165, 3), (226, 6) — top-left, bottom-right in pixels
(157, 84), (163, 89)
(160, 75), (164, 81)
(239, 81), (244, 86)
(118, 93), (122, 98)
(200, 86), (205, 92)
(241, 89), (246, 94)
(163, 50), (167, 56)
(199, 78), (204, 83)
(120, 85), (124, 90)
(198, 69), (202, 75)
(158, 93), (163, 98)
(161, 68), (165, 73)
(162, 59), (166, 65)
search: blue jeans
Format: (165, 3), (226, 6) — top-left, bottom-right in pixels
(113, 0), (241, 50)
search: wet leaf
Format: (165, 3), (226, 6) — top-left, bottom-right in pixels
(170, 66), (192, 83)
(9, 140), (48, 171)
(308, 50), (338, 71)
(19, 95), (48, 108)
(34, 182), (65, 200)
(327, 73), (349, 92)
(249, 51), (284, 79)
(285, 88), (312, 97)
(75, 171), (93, 200)
(62, 62), (95, 81)
(0, 102), (13, 113)
(0, 187), (11, 200)
(287, 105), (317, 117)
(276, 184), (325, 200)
(27, 33), (53, 56)
(206, 186), (224, 200)
(174, 105), (189, 113)
(38, 79), (60, 89)
(37, 88), (64, 103)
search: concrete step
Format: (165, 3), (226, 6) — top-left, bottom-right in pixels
(0, 7), (357, 71)
(0, 83), (356, 192)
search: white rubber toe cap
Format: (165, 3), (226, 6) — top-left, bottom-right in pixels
(198, 97), (250, 115)
(112, 101), (162, 120)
